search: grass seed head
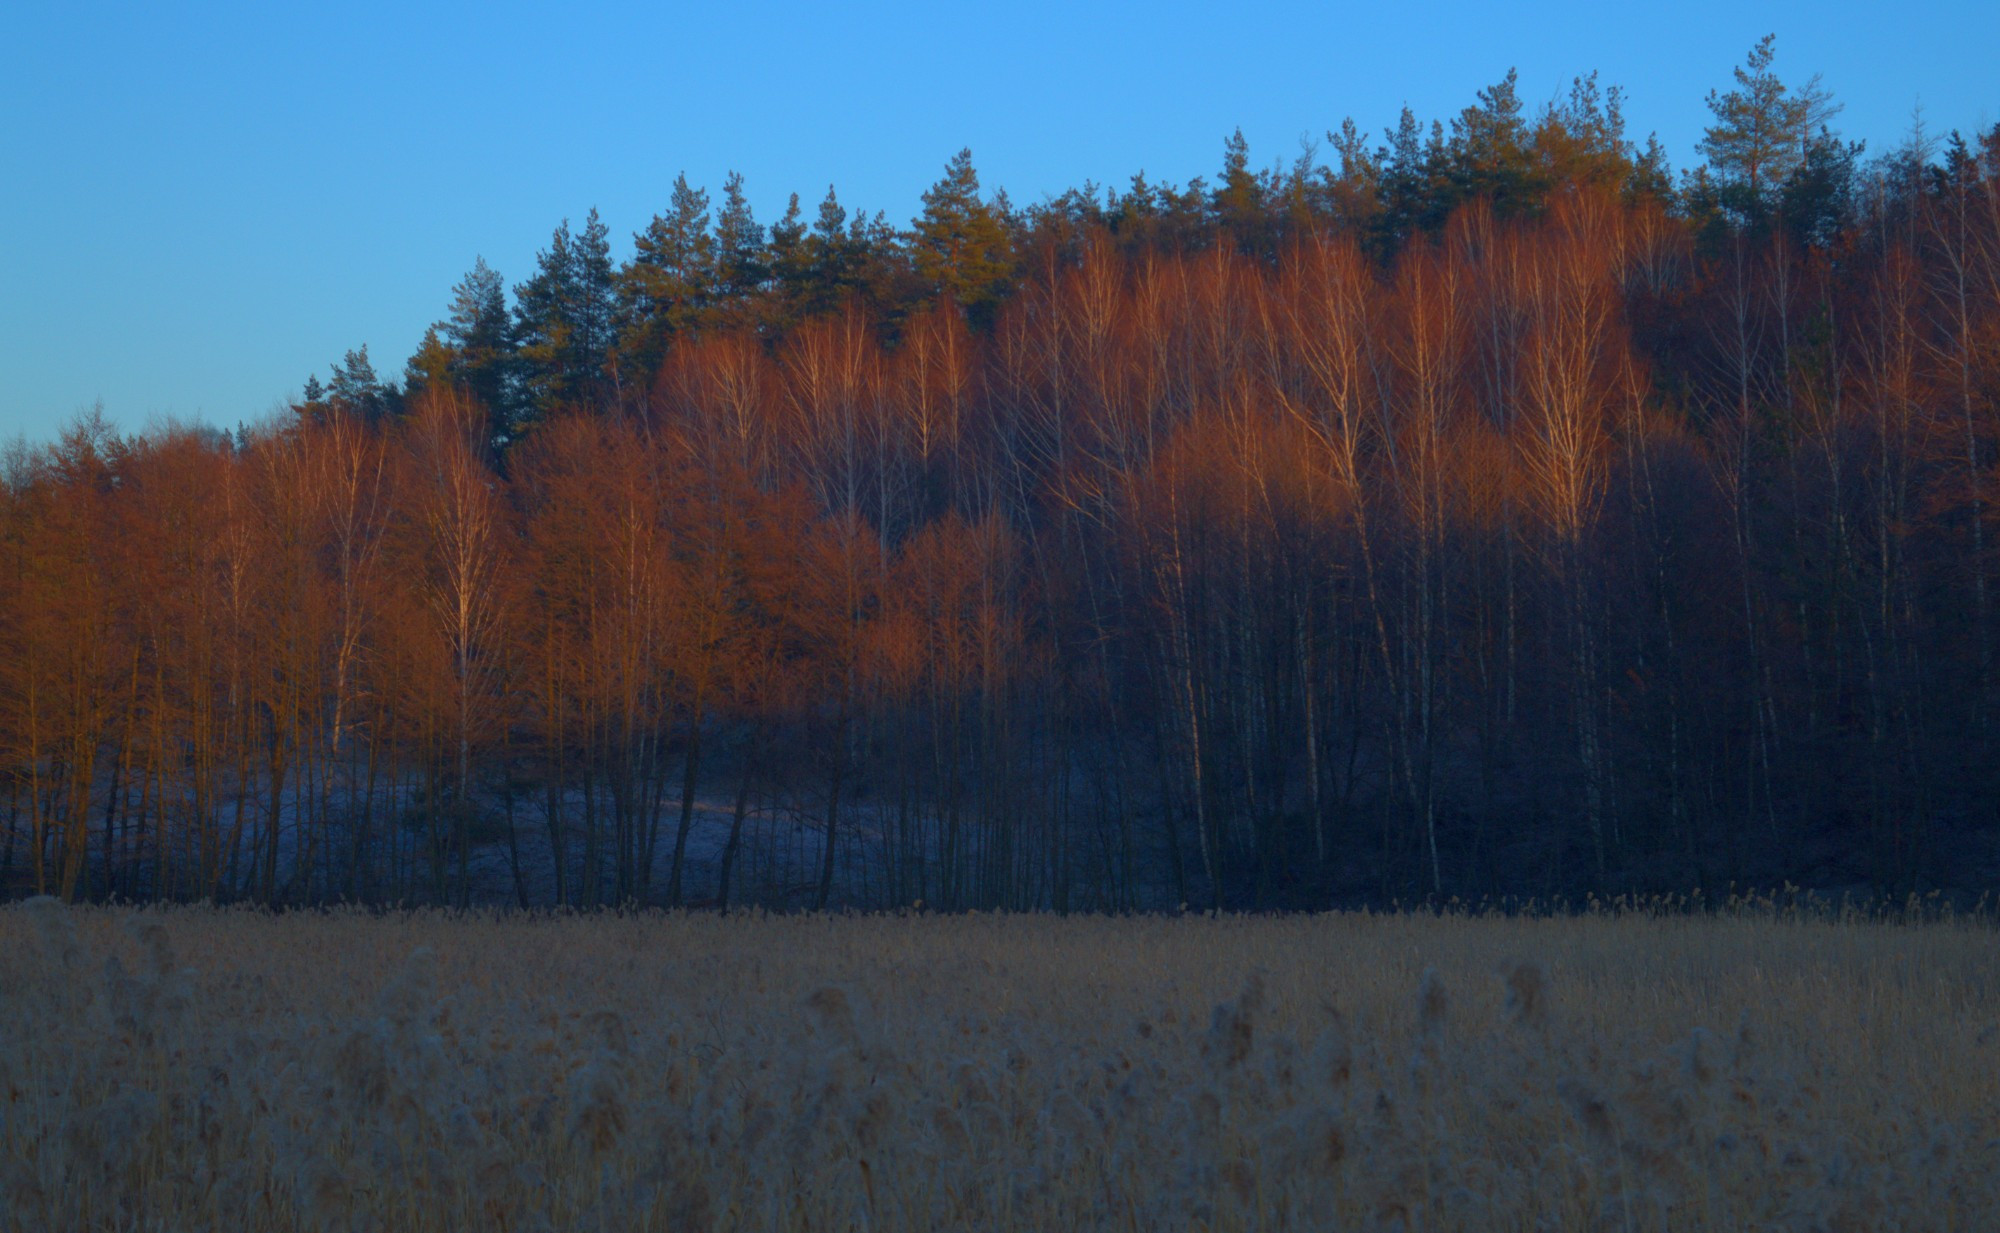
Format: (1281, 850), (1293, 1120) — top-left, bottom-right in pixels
(1733, 1009), (1757, 1071)
(930, 1104), (971, 1154)
(567, 1051), (628, 1155)
(965, 1099), (1007, 1145)
(1220, 1157), (1256, 1207)
(853, 1090), (893, 1150)
(1502, 960), (1548, 1029)
(665, 1175), (714, 1231)
(1202, 974), (1265, 1071)
(377, 947), (438, 1031)
(1, 1156), (46, 1215)
(1417, 967), (1449, 1040)
(328, 1024), (386, 1112)
(123, 915), (176, 979)
(21, 895), (81, 972)
(299, 1160), (355, 1230)
(1557, 1076), (1617, 1144)
(1683, 1026), (1722, 1088)
(805, 985), (859, 1046)
(1315, 1004), (1354, 1090)
(1302, 1107), (1348, 1173)
(583, 1009), (628, 1055)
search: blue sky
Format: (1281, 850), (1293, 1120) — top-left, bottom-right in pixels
(4, 0), (1995, 446)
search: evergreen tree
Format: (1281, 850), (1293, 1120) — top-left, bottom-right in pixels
(912, 149), (1014, 327)
(1698, 35), (1841, 226)
(1449, 68), (1542, 213)
(1375, 106), (1444, 251)
(814, 185), (849, 242)
(431, 257), (518, 437)
(325, 345), (394, 422)
(770, 192), (807, 267)
(1016, 183), (1108, 267)
(514, 221), (578, 425)
(1779, 129), (1863, 248)
(766, 191), (810, 328)
(295, 373), (329, 420)
(515, 210), (619, 426)
(1627, 134), (1676, 207)
(1534, 72), (1631, 191)
(792, 185), (858, 320)
(619, 174), (714, 373)
(849, 206), (919, 327)
(713, 171), (768, 328)
(447, 258), (512, 356)
(403, 326), (454, 396)
(1274, 142), (1323, 236)
(573, 209), (618, 396)
(1325, 118), (1383, 232)
(1213, 128), (1263, 238)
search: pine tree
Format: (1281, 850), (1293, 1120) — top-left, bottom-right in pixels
(1627, 134), (1675, 206)
(1450, 68), (1543, 214)
(713, 171), (768, 328)
(515, 210), (619, 425)
(327, 345), (392, 421)
(814, 185), (849, 242)
(787, 185), (857, 321)
(849, 206), (917, 325)
(448, 257), (512, 357)
(300, 347), (393, 421)
(1778, 130), (1862, 248)
(1698, 35), (1841, 225)
(433, 257), (518, 438)
(296, 374), (329, 419)
(619, 174), (714, 373)
(403, 326), (455, 397)
(1375, 105), (1442, 251)
(1213, 128), (1263, 236)
(514, 221), (577, 425)
(573, 209), (618, 398)
(1534, 72), (1632, 192)
(912, 149), (1013, 327)
(1325, 118), (1383, 232)
(766, 191), (810, 329)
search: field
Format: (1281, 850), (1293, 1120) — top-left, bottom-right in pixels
(1, 901), (1995, 1231)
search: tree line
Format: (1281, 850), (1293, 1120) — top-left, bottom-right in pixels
(5, 40), (1999, 908)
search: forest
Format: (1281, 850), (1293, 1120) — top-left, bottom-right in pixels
(4, 40), (1998, 910)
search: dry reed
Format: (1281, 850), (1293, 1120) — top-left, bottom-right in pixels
(0, 898), (1994, 1231)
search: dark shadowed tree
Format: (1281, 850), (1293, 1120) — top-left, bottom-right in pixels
(443, 258), (519, 437)
(515, 211), (619, 424)
(712, 171), (768, 330)
(619, 175), (714, 380)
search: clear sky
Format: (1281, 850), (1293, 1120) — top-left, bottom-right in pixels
(4, 0), (1995, 446)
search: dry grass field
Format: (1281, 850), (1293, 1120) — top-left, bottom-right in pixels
(1, 899), (1995, 1232)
